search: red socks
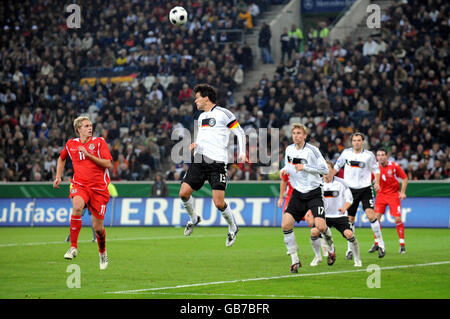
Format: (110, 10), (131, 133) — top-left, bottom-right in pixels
(96, 228), (106, 254)
(396, 221), (405, 246)
(70, 215), (82, 248)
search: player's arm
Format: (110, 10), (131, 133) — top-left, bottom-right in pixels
(397, 165), (408, 200)
(399, 177), (408, 200)
(339, 182), (354, 214)
(333, 152), (345, 176)
(228, 119), (247, 162)
(54, 146), (68, 189)
(281, 149), (295, 177)
(78, 146), (113, 168)
(370, 152), (381, 191)
(301, 149), (329, 175)
(278, 178), (287, 208)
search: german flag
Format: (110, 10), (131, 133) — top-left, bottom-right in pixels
(227, 119), (239, 129)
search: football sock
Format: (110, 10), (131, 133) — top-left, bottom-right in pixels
(320, 237), (329, 255)
(396, 221), (405, 246)
(370, 218), (384, 248)
(321, 227), (334, 253)
(348, 236), (360, 261)
(310, 236), (321, 258)
(181, 196), (198, 223)
(347, 222), (355, 252)
(219, 203), (237, 233)
(70, 214), (82, 248)
(374, 221), (382, 245)
(283, 229), (299, 264)
(96, 228), (106, 254)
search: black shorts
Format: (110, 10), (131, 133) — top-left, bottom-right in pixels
(285, 187), (325, 222)
(182, 154), (227, 191)
(347, 186), (375, 217)
(326, 216), (352, 238)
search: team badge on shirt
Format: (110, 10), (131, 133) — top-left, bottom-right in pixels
(347, 160), (365, 168)
(324, 190), (339, 198)
(287, 156), (308, 164)
(201, 118), (216, 127)
(89, 143), (95, 150)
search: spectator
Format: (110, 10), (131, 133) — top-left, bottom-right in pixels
(151, 173), (169, 197)
(258, 22), (274, 64)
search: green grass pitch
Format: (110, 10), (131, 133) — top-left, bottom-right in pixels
(0, 226), (449, 299)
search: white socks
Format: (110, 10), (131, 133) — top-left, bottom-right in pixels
(283, 229), (299, 264)
(219, 203), (237, 233)
(370, 218), (385, 248)
(321, 227), (335, 253)
(348, 236), (361, 261)
(310, 236), (322, 258)
(347, 222), (355, 252)
(181, 196), (198, 223)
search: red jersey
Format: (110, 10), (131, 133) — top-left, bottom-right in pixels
(378, 161), (407, 196)
(60, 136), (112, 191)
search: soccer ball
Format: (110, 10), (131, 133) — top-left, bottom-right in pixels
(169, 6), (188, 26)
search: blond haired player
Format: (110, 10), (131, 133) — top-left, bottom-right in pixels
(54, 116), (112, 270)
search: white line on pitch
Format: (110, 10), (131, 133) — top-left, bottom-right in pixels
(127, 291), (372, 299)
(0, 234), (224, 248)
(106, 261), (450, 294)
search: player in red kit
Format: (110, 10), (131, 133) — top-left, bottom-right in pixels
(373, 148), (408, 254)
(53, 116), (113, 269)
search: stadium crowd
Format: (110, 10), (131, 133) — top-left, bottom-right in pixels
(0, 0), (448, 183)
(0, 0), (269, 181)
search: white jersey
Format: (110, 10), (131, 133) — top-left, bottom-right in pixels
(282, 143), (329, 193)
(334, 148), (380, 189)
(195, 105), (246, 163)
(323, 177), (353, 218)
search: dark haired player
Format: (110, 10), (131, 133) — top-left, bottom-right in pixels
(334, 132), (385, 258)
(374, 148), (408, 254)
(178, 84), (246, 247)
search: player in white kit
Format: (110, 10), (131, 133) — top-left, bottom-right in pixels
(334, 132), (385, 258)
(280, 123), (334, 273)
(321, 161), (362, 267)
(179, 84), (246, 247)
